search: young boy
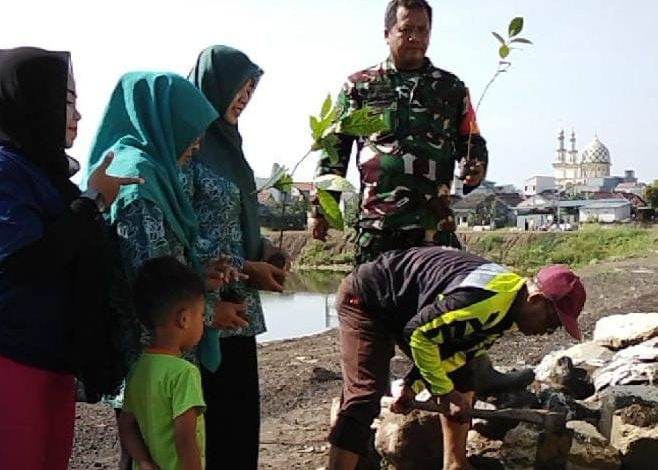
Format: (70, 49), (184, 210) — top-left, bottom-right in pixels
(119, 256), (208, 470)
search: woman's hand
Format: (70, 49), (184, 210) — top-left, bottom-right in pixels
(244, 261), (287, 292)
(87, 151), (144, 206)
(204, 255), (247, 291)
(262, 242), (291, 270)
(211, 301), (248, 329)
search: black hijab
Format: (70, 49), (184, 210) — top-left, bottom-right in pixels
(0, 47), (79, 201)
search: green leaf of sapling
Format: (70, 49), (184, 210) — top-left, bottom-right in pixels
(320, 134), (341, 164)
(320, 94), (332, 119)
(508, 17), (524, 37)
(510, 37), (533, 45)
(491, 32), (506, 45)
(317, 188), (344, 230)
(310, 116), (321, 141)
(340, 106), (388, 136)
(313, 174), (355, 192)
(273, 173), (294, 193)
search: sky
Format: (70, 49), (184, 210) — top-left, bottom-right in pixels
(4, 0), (658, 188)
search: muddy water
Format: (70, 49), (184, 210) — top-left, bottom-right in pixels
(258, 270), (346, 342)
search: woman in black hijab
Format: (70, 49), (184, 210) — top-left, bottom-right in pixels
(0, 47), (140, 470)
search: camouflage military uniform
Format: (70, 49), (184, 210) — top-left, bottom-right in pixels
(313, 57), (488, 264)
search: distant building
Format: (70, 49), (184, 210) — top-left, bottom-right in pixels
(579, 200), (632, 223)
(523, 176), (556, 196)
(453, 192), (521, 228)
(514, 194), (639, 228)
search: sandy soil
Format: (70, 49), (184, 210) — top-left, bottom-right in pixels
(70, 255), (658, 470)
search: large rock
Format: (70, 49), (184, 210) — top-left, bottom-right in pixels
(466, 428), (503, 460)
(534, 356), (595, 399)
(598, 385), (658, 470)
(593, 313), (658, 349)
(535, 342), (613, 382)
(499, 423), (539, 469)
(374, 398), (443, 470)
(593, 337), (658, 391)
(565, 420), (621, 470)
(614, 336), (658, 361)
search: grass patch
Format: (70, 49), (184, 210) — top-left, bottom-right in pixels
(468, 226), (658, 274)
(297, 239), (355, 267)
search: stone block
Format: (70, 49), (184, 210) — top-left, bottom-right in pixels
(598, 385), (658, 470)
(593, 313), (658, 349)
(565, 420), (620, 470)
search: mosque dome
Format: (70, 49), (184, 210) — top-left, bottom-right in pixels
(581, 136), (611, 164)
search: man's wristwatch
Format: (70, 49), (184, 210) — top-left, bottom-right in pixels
(81, 188), (107, 213)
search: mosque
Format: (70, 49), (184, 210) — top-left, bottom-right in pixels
(552, 129), (612, 188)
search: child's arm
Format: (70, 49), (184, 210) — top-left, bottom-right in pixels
(118, 412), (161, 470)
(174, 408), (203, 470)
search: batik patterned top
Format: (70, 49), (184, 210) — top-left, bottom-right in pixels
(187, 160), (266, 338)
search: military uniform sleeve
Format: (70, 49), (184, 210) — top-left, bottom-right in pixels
(311, 82), (358, 208)
(402, 288), (496, 395)
(455, 88), (488, 195)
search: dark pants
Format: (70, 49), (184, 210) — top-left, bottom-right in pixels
(329, 275), (474, 456)
(201, 335), (260, 470)
(355, 228), (462, 265)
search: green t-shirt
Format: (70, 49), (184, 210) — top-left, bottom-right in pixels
(123, 352), (206, 470)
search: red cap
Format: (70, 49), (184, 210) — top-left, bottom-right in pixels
(536, 265), (586, 340)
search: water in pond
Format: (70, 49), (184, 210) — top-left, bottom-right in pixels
(257, 270), (347, 343)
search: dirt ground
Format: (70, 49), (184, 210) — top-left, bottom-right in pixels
(70, 255), (658, 469)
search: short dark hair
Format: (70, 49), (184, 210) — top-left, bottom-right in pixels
(384, 0), (433, 32)
(132, 256), (205, 329)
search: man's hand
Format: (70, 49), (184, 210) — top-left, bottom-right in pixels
(244, 261), (287, 292)
(212, 301), (248, 329)
(87, 151), (144, 206)
(308, 215), (329, 242)
(390, 384), (416, 415)
(462, 160), (486, 187)
(204, 255), (247, 291)
(436, 390), (472, 422)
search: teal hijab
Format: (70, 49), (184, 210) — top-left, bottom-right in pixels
(86, 71), (218, 254)
(85, 72), (221, 371)
(189, 45), (264, 261)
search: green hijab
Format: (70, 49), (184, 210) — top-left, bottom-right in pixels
(85, 72), (222, 372)
(189, 45), (264, 261)
(86, 71), (218, 254)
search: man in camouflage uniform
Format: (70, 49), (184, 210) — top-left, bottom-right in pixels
(309, 0), (488, 264)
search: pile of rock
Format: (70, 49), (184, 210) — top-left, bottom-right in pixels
(367, 312), (658, 470)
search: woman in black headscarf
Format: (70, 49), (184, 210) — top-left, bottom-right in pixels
(0, 47), (140, 470)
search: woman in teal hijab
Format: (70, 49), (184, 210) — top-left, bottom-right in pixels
(85, 71), (223, 469)
(188, 46), (288, 470)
